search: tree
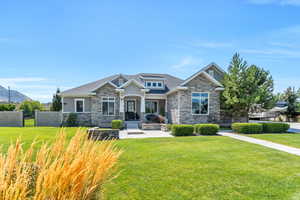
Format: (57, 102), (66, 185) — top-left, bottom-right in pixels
(283, 87), (299, 121)
(222, 53), (274, 121)
(51, 88), (62, 111)
(19, 100), (42, 117)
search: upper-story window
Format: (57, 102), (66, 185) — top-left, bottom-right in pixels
(144, 81), (164, 89)
(75, 99), (84, 113)
(208, 70), (214, 77)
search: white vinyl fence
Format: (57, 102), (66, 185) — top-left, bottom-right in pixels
(0, 111), (23, 127)
(35, 111), (62, 127)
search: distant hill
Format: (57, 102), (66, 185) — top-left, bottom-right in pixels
(0, 86), (31, 103)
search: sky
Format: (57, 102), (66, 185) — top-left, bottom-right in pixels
(0, 0), (300, 102)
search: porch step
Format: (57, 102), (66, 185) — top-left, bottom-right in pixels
(125, 121), (140, 129)
(127, 129), (144, 135)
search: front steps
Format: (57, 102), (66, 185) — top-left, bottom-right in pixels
(125, 121), (144, 134)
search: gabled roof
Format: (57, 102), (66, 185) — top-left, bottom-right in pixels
(59, 63), (225, 97)
(180, 63), (224, 87)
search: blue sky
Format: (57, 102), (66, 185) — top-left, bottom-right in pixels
(0, 0), (300, 102)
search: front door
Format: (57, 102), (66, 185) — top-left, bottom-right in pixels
(126, 100), (136, 120)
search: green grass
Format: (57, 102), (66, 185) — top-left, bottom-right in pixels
(249, 133), (300, 149)
(1, 127), (300, 199)
(24, 118), (35, 127)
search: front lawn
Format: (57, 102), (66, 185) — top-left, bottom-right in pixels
(1, 127), (300, 199)
(249, 133), (300, 149)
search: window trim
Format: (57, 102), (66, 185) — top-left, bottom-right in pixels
(74, 98), (85, 113)
(145, 100), (159, 114)
(191, 92), (209, 115)
(102, 96), (116, 116)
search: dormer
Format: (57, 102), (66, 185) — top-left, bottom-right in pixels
(139, 74), (166, 90)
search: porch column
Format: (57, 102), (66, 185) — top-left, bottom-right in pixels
(117, 89), (125, 120)
(140, 96), (145, 121)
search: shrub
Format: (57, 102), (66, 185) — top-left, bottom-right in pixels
(0, 104), (16, 111)
(167, 124), (173, 131)
(66, 113), (78, 127)
(19, 100), (42, 117)
(232, 123), (263, 134)
(112, 120), (123, 129)
(261, 123), (290, 133)
(194, 124), (220, 135)
(171, 125), (194, 136)
(0, 129), (121, 200)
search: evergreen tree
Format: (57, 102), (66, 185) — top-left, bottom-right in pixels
(51, 88), (62, 111)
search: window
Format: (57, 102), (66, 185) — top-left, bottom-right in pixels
(145, 81), (164, 89)
(75, 99), (84, 113)
(145, 100), (158, 113)
(208, 70), (214, 77)
(192, 93), (209, 115)
(102, 97), (115, 116)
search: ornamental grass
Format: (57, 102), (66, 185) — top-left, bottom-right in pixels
(0, 128), (121, 200)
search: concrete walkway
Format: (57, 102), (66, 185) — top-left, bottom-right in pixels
(120, 130), (173, 139)
(218, 131), (300, 156)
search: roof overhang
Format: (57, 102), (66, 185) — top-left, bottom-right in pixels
(166, 86), (188, 95)
(215, 87), (225, 91)
(91, 81), (117, 92)
(202, 62), (226, 74)
(59, 92), (96, 97)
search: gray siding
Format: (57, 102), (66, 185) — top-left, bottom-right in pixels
(63, 97), (92, 112)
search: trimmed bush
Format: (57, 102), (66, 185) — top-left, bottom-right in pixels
(194, 124), (220, 135)
(66, 113), (78, 127)
(167, 124), (173, 131)
(232, 123), (263, 134)
(261, 123), (290, 133)
(171, 125), (194, 136)
(112, 120), (123, 129)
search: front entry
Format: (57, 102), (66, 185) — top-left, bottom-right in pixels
(125, 100), (139, 121)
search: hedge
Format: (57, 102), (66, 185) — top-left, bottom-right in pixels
(194, 124), (220, 135)
(232, 123), (263, 134)
(171, 125), (194, 136)
(261, 123), (290, 133)
(112, 120), (123, 129)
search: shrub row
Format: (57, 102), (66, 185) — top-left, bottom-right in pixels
(171, 124), (220, 136)
(232, 123), (289, 134)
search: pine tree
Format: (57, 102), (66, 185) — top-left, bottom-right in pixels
(51, 88), (62, 111)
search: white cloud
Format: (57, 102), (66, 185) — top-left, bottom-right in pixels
(241, 48), (300, 57)
(171, 57), (203, 71)
(248, 0), (300, 6)
(189, 41), (233, 49)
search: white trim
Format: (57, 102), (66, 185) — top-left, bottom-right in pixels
(145, 94), (166, 100)
(139, 75), (166, 80)
(59, 93), (96, 97)
(202, 62), (226, 74)
(118, 79), (145, 89)
(180, 71), (222, 87)
(101, 96), (116, 116)
(74, 98), (85, 113)
(62, 97), (64, 112)
(191, 92), (209, 115)
(215, 87), (225, 91)
(166, 86), (188, 96)
(91, 81), (117, 92)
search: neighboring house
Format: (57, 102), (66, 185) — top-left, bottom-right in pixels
(59, 63), (225, 127)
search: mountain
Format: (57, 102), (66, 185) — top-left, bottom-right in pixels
(0, 86), (31, 103)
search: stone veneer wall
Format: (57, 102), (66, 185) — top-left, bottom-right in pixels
(91, 83), (122, 127)
(62, 113), (92, 126)
(179, 74), (221, 124)
(166, 92), (180, 124)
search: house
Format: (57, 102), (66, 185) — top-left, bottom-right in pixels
(59, 63), (225, 127)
